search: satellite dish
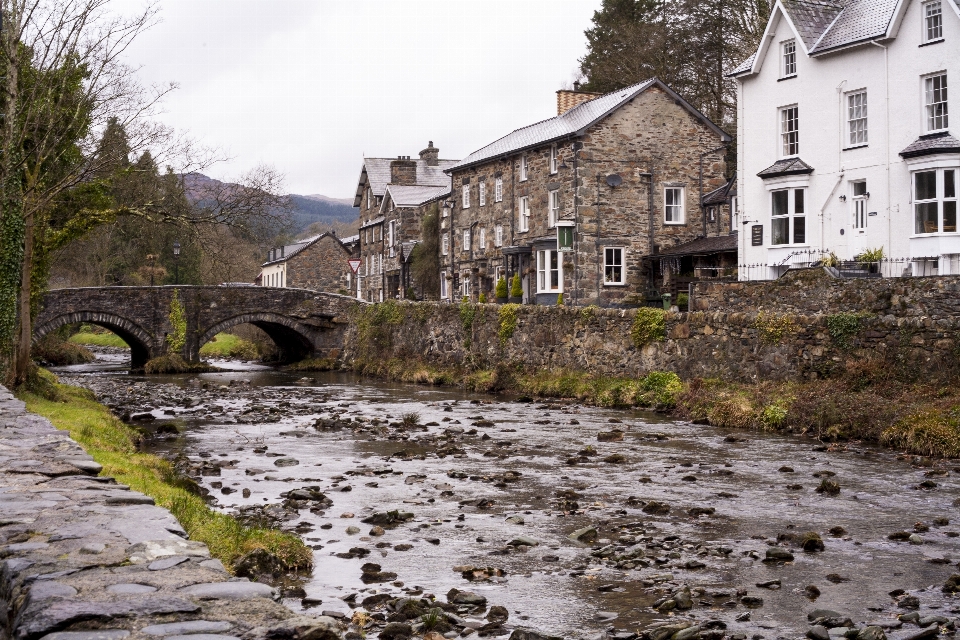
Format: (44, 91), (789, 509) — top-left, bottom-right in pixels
(606, 174), (623, 187)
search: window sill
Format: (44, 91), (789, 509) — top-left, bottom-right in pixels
(603, 282), (627, 287)
(664, 221), (687, 226)
(926, 128), (950, 135)
(843, 144), (869, 151)
(911, 232), (960, 237)
(920, 38), (944, 47)
(777, 75), (797, 82)
(770, 243), (810, 248)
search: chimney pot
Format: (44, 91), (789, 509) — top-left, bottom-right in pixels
(419, 141), (440, 166)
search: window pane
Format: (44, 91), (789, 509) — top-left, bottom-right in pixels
(945, 170), (956, 199)
(916, 171), (937, 200)
(916, 202), (939, 233)
(944, 201), (957, 232)
(793, 216), (806, 244)
(794, 189), (805, 214)
(772, 217), (789, 245)
(772, 190), (789, 217)
(853, 181), (867, 196)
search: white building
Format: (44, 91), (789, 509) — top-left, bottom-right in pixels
(730, 0), (960, 279)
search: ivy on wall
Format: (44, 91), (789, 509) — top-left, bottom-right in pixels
(167, 290), (186, 353)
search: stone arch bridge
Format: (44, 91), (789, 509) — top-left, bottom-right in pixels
(34, 286), (364, 369)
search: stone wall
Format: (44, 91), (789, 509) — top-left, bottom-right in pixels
(287, 235), (357, 296)
(341, 272), (960, 383)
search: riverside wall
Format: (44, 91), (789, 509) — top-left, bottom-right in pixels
(0, 385), (339, 640)
(341, 269), (960, 382)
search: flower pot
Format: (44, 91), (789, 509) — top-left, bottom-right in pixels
(496, 296), (508, 304)
(508, 296), (522, 303)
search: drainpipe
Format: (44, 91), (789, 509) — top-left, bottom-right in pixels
(644, 168), (655, 290)
(832, 80), (847, 254)
(871, 41), (892, 260)
(595, 174), (603, 302)
(700, 144), (728, 238)
(572, 140), (581, 306)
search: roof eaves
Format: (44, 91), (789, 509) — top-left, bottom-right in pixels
(445, 133), (580, 175)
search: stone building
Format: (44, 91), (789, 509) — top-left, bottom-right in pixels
(443, 80), (732, 306)
(353, 142), (458, 301)
(259, 232), (360, 294)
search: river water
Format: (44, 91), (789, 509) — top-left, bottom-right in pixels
(53, 350), (960, 639)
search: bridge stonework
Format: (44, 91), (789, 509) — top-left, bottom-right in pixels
(34, 286), (363, 369)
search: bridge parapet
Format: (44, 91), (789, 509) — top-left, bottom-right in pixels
(35, 286), (363, 368)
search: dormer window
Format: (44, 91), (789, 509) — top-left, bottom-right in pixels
(781, 40), (796, 78)
(924, 1), (943, 43)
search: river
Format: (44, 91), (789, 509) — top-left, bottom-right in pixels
(52, 349), (960, 640)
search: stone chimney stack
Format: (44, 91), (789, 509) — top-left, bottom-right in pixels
(390, 156), (417, 185)
(419, 141), (439, 166)
(556, 88), (604, 116)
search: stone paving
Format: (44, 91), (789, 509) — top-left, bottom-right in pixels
(0, 386), (340, 640)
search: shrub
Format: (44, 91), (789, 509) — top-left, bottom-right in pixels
(760, 401), (789, 430)
(707, 394), (755, 429)
(855, 247), (885, 262)
(33, 333), (94, 365)
(676, 293), (689, 309)
(498, 304), (520, 346)
(753, 311), (795, 345)
(631, 307), (666, 348)
(510, 273), (523, 298)
(638, 371), (682, 407)
(478, 292), (487, 304)
(167, 290), (187, 353)
(556, 293), (563, 306)
(826, 312), (868, 350)
(495, 277), (508, 299)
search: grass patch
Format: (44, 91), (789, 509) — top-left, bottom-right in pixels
(69, 330), (129, 348)
(881, 409), (960, 458)
(17, 376), (313, 574)
(285, 357), (338, 372)
(199, 333), (259, 359)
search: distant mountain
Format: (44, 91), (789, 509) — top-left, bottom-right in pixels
(303, 194), (355, 207)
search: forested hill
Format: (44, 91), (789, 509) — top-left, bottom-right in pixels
(183, 173), (356, 234)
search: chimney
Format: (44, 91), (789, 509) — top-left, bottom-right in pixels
(556, 89), (604, 116)
(419, 141), (439, 166)
(390, 156), (417, 185)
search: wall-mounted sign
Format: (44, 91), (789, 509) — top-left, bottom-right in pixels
(751, 225), (763, 246)
(868, 211), (878, 216)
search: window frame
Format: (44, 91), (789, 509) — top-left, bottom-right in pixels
(924, 72), (949, 133)
(462, 183), (470, 209)
(548, 189), (560, 227)
(441, 232), (449, 256)
(549, 144), (558, 174)
(519, 196), (530, 232)
(494, 176), (503, 202)
(494, 224), (503, 247)
(913, 168), (958, 234)
(520, 155), (527, 181)
(781, 39), (797, 78)
(478, 227), (486, 251)
(770, 187), (807, 246)
(923, 0), (943, 43)
(440, 271), (448, 299)
(463, 228), (471, 252)
(479, 181), (486, 206)
(603, 247), (626, 286)
(780, 105), (799, 157)
(664, 186), (685, 224)
(846, 90), (868, 148)
(536, 249), (563, 293)
(388, 220), (396, 257)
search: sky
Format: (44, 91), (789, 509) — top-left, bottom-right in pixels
(122, 0), (603, 199)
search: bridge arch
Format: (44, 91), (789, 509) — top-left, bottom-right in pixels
(198, 312), (323, 363)
(33, 311), (155, 369)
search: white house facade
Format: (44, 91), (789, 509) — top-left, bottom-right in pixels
(730, 0), (960, 279)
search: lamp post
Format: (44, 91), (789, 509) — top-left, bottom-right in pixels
(173, 241), (181, 284)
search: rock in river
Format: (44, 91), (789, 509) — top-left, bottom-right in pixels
(273, 457), (299, 467)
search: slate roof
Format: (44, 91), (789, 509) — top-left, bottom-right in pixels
(353, 158), (458, 206)
(702, 176), (737, 206)
(261, 233), (350, 267)
(899, 132), (960, 158)
(727, 0), (900, 76)
(656, 233), (739, 257)
(384, 184), (450, 209)
(757, 157), (815, 178)
(447, 78), (730, 173)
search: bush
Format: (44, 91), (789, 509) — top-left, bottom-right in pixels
(478, 292), (487, 303)
(498, 304), (520, 346)
(676, 293), (689, 310)
(556, 293), (563, 306)
(495, 277), (508, 299)
(631, 307), (666, 348)
(881, 409), (960, 458)
(510, 274), (523, 298)
(638, 371), (682, 407)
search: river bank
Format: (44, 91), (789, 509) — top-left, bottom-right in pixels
(48, 354), (960, 640)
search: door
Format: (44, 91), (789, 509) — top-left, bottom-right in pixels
(850, 181), (868, 259)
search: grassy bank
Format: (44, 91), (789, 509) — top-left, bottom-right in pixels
(199, 333), (259, 359)
(17, 372), (312, 574)
(69, 329), (129, 348)
(348, 357), (960, 458)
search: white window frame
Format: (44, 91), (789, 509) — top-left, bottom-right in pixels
(440, 271), (448, 299)
(495, 176), (503, 202)
(520, 155), (527, 181)
(536, 249), (563, 293)
(913, 168), (958, 234)
(770, 188), (807, 245)
(847, 90), (868, 147)
(441, 232), (449, 256)
(461, 275), (471, 298)
(548, 189), (560, 227)
(781, 40), (797, 78)
(851, 180), (868, 230)
(780, 105), (799, 157)
(463, 228), (471, 251)
(442, 204), (450, 218)
(549, 144), (558, 174)
(603, 247), (626, 286)
(495, 224), (503, 247)
(462, 183), (470, 208)
(388, 220), (396, 257)
(479, 182), (486, 206)
(519, 196), (530, 232)
(923, 0), (943, 43)
(925, 73), (949, 133)
(664, 187), (685, 224)
(478, 227), (486, 251)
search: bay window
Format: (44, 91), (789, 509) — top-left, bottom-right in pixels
(914, 169), (958, 234)
(771, 188), (806, 245)
(537, 249), (562, 293)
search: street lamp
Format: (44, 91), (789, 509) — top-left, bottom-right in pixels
(173, 241), (181, 284)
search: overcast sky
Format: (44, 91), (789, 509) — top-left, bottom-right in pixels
(123, 0), (602, 198)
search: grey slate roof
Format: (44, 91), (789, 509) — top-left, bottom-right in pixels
(447, 78), (730, 173)
(656, 233), (739, 257)
(354, 158), (458, 206)
(261, 232), (350, 267)
(728, 0), (900, 76)
(702, 176), (737, 205)
(899, 132), (960, 158)
(757, 157), (815, 178)
(384, 184), (450, 209)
